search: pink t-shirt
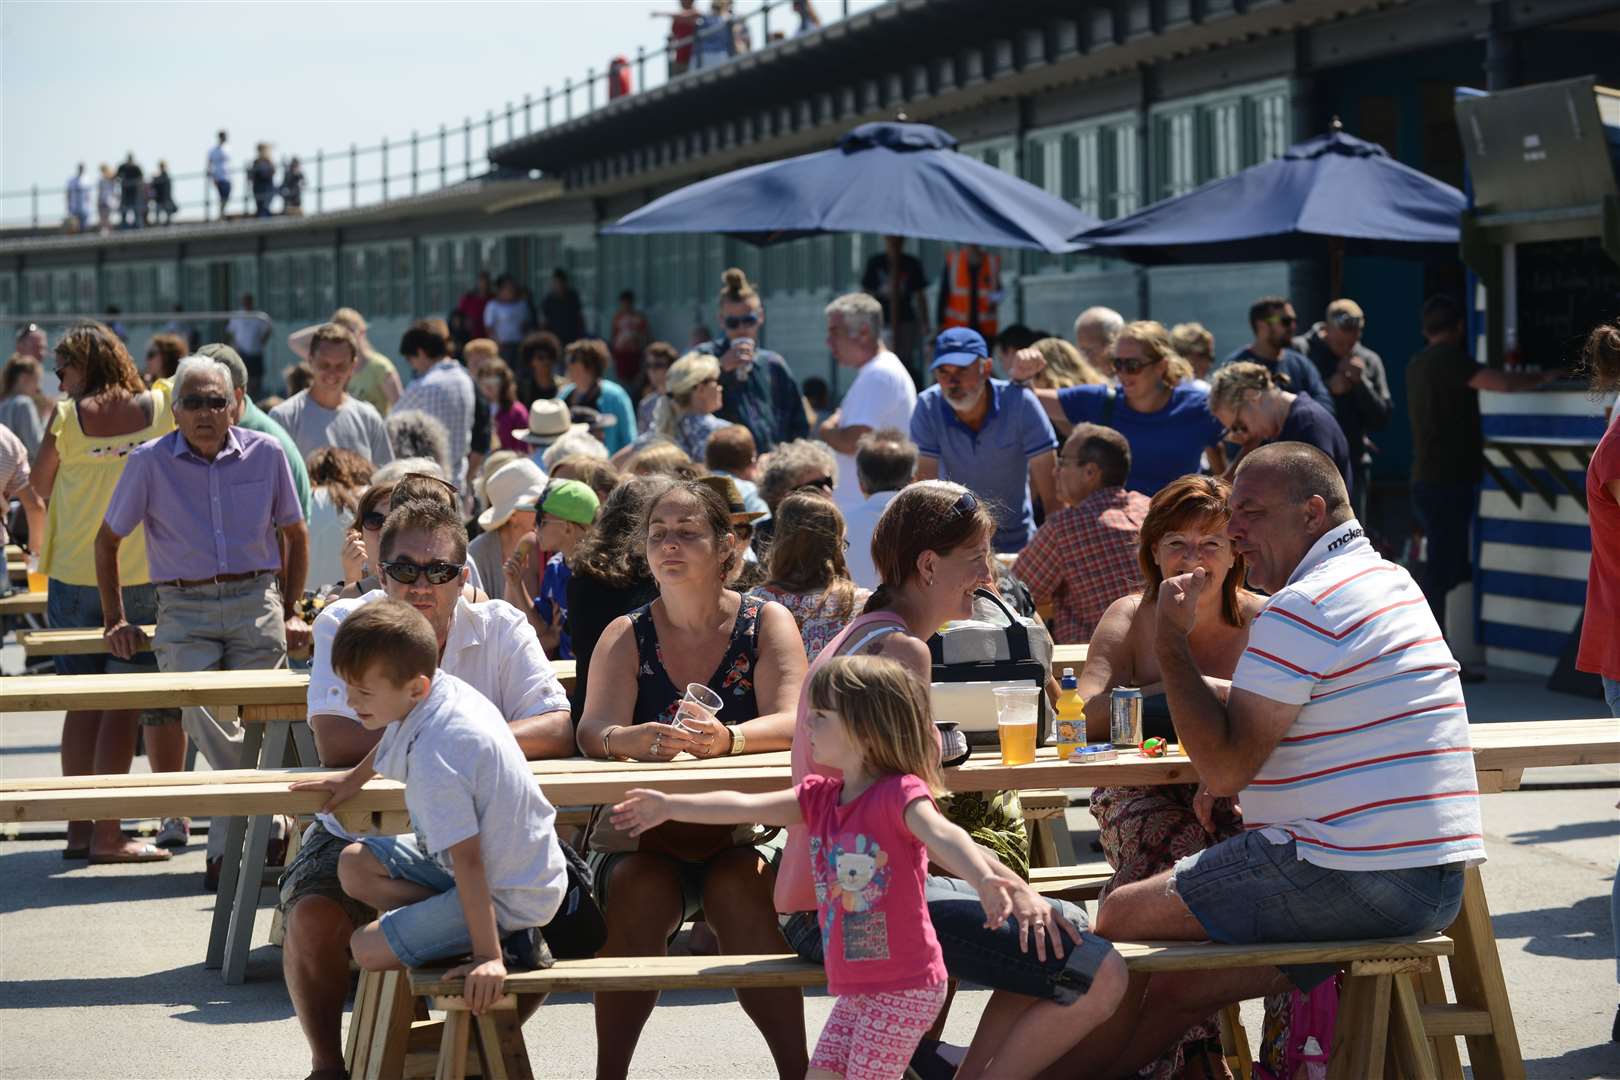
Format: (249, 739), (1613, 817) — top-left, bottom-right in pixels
(775, 611), (910, 913)
(1578, 413), (1620, 680)
(494, 401), (530, 454)
(797, 773), (946, 996)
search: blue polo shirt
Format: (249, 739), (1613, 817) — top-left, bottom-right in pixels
(1055, 383), (1226, 497)
(1218, 346), (1332, 406)
(1276, 392), (1352, 489)
(910, 379), (1057, 553)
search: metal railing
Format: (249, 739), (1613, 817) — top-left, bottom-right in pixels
(0, 0), (855, 233)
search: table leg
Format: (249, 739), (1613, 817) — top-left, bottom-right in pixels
(1444, 866), (1525, 1080)
(1415, 967), (1466, 1079)
(205, 717), (267, 969)
(1329, 972), (1392, 1079)
(218, 720), (291, 983)
(291, 720), (319, 768)
(1388, 972), (1438, 1080)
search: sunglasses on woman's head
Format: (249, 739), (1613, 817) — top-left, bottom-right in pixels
(951, 489), (979, 516)
(797, 476), (834, 493)
(361, 510), (387, 532)
(723, 314), (760, 329)
(380, 558), (462, 586)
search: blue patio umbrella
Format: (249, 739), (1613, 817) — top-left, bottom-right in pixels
(1070, 124), (1465, 292)
(603, 121), (1097, 254)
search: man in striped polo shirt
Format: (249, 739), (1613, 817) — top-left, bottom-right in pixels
(1083, 442), (1483, 1072)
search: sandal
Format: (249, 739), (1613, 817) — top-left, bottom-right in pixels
(155, 816), (191, 849)
(88, 843), (172, 864)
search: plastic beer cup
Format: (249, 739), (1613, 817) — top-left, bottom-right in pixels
(992, 686), (1040, 766)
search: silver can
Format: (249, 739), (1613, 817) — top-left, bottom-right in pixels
(1110, 687), (1144, 748)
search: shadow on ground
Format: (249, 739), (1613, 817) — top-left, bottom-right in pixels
(1524, 1040), (1620, 1079)
(1492, 893), (1616, 962)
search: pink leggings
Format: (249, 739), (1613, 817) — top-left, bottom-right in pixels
(809, 982), (948, 1080)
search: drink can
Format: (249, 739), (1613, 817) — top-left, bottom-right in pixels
(1110, 687), (1143, 749)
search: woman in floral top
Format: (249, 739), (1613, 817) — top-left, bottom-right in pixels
(748, 491), (871, 661)
(576, 478), (811, 1078)
(632, 350), (733, 461)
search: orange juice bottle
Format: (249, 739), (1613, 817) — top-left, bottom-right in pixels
(1055, 667), (1085, 760)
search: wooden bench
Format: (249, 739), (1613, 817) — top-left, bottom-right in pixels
(0, 590), (46, 616)
(16, 625), (158, 657)
(393, 935), (1452, 1080)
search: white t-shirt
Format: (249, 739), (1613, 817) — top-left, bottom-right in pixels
(832, 350), (916, 514)
(842, 489), (899, 590)
(371, 670), (568, 930)
(227, 313), (271, 355)
(483, 299), (529, 344)
(269, 391), (394, 465)
(1230, 522), (1487, 873)
(308, 590), (570, 841)
(207, 145), (230, 182)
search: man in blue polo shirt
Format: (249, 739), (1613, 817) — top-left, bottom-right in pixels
(910, 327), (1058, 553)
(1215, 296), (1332, 407)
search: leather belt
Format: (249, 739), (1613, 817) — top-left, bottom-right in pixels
(153, 570), (271, 589)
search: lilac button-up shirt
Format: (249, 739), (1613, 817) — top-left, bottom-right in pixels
(104, 427), (303, 584)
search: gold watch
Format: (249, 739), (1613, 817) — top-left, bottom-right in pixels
(726, 725), (746, 755)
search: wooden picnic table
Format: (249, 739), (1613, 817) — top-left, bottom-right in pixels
(0, 590), (46, 616)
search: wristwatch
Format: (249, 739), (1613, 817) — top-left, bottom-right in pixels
(726, 725), (746, 755)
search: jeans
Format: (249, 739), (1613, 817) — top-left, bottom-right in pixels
(783, 875), (1116, 1006)
(1411, 482), (1477, 640)
(46, 579), (159, 676)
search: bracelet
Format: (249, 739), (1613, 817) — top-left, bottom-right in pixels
(602, 725), (621, 760)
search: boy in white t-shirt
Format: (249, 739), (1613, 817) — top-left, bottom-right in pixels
(292, 599), (568, 1013)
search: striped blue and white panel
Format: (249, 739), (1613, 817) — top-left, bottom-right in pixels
(1476, 391), (1609, 676)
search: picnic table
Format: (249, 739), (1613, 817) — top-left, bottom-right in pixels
(0, 591), (46, 617)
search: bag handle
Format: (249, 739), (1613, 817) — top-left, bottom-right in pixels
(973, 587), (1033, 662)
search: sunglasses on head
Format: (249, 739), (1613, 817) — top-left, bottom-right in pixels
(796, 476), (834, 493)
(360, 510), (387, 532)
(723, 314), (760, 329)
(951, 489), (978, 516)
(1328, 312), (1364, 331)
(15, 323), (41, 342)
(380, 558), (463, 586)
(179, 394), (231, 412)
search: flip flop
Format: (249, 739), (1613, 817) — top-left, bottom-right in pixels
(88, 843), (173, 864)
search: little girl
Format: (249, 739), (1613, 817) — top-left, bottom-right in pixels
(613, 654), (1020, 1080)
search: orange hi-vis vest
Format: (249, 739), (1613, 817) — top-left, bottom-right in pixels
(940, 250), (1000, 339)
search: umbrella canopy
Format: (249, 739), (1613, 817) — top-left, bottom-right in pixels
(603, 121), (1098, 254)
(1069, 127), (1466, 263)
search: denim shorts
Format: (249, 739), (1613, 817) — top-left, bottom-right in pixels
(1170, 830), (1467, 990)
(360, 833), (479, 969)
(784, 874), (1116, 1007)
(46, 579), (159, 676)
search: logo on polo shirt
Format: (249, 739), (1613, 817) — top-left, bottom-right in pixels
(1326, 526), (1364, 553)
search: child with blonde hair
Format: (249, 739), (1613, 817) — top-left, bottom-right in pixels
(612, 654), (1018, 1080)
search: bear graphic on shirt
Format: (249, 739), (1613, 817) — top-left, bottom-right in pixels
(813, 833), (893, 963)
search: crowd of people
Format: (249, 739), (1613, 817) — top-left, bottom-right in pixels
(6, 258), (1607, 1079)
(63, 130), (305, 233)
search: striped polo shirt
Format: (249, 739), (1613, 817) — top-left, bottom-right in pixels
(1231, 521), (1486, 872)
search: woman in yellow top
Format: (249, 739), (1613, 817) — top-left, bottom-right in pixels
(29, 323), (178, 863)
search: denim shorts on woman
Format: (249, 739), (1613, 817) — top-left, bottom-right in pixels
(784, 874), (1116, 1007)
(1169, 829), (1467, 990)
(47, 579), (159, 676)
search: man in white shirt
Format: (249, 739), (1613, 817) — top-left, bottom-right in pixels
(843, 428), (916, 590)
(269, 322), (394, 464)
(207, 130), (231, 210)
(817, 292), (917, 514)
(278, 498), (573, 1079)
(225, 293), (272, 397)
(1070, 443), (1483, 1075)
(65, 164), (90, 232)
(395, 324), (475, 493)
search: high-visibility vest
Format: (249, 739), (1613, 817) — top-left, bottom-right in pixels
(940, 250), (1000, 339)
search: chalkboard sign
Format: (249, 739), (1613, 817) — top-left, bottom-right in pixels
(1517, 237), (1620, 370)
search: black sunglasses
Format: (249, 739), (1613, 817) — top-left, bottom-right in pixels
(796, 476), (834, 493)
(1114, 356), (1159, 375)
(380, 558), (463, 586)
(723, 314), (760, 329)
(951, 490), (978, 516)
(360, 510), (388, 532)
(179, 394), (231, 412)
(15, 323), (41, 342)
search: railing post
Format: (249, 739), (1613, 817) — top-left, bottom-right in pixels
(464, 118), (473, 180)
(315, 150), (324, 214)
(411, 130), (420, 195)
(506, 101), (514, 142)
(30, 184), (38, 229)
(350, 142), (358, 209)
(564, 78), (573, 121)
(524, 93), (533, 135)
(439, 124), (448, 188)
(762, 1), (770, 42)
(588, 68), (596, 112)
(204, 173), (213, 222)
(636, 46), (646, 94)
(485, 110), (495, 171)
(545, 87), (553, 128)
(381, 135), (389, 203)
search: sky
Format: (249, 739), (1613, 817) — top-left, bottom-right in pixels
(1, 0), (884, 221)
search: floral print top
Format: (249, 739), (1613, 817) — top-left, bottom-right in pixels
(628, 591), (762, 727)
(748, 584), (872, 662)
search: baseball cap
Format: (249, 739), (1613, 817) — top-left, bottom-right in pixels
(929, 327), (990, 371)
(196, 342), (248, 391)
(540, 479), (600, 527)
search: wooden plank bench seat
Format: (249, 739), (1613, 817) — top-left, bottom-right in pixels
(0, 590), (46, 616)
(395, 935), (1453, 1080)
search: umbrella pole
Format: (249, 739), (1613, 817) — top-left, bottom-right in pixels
(1329, 237), (1345, 299)
(887, 243), (904, 376)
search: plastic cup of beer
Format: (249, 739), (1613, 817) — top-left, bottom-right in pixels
(992, 686), (1041, 766)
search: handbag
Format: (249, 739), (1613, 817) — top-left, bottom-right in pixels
(928, 588), (1053, 746)
(538, 837), (607, 960)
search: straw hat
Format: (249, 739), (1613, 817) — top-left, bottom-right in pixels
(474, 449), (518, 505)
(477, 459), (546, 530)
(519, 399), (588, 447)
(696, 474), (766, 524)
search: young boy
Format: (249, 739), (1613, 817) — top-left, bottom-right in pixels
(533, 479), (600, 660)
(291, 599), (568, 1014)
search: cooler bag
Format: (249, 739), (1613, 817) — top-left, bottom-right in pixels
(928, 588), (1052, 746)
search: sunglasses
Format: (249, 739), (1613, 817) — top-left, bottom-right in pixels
(1263, 313), (1297, 327)
(796, 476), (834, 493)
(723, 314), (760, 329)
(380, 558), (463, 586)
(179, 394), (231, 412)
(15, 323), (41, 342)
(360, 510), (388, 532)
(951, 490), (978, 516)
(1328, 313), (1364, 331)
(1113, 356), (1158, 375)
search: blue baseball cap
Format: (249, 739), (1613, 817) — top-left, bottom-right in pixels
(929, 327), (990, 371)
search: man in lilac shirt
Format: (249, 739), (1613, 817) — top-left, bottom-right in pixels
(96, 355), (309, 869)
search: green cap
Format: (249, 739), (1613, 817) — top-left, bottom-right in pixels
(540, 478), (600, 527)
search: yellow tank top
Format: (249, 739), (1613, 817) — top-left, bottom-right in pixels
(39, 380), (175, 587)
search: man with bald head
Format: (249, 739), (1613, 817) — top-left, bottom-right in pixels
(1062, 442), (1484, 1074)
(1072, 305), (1124, 374)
